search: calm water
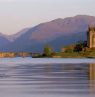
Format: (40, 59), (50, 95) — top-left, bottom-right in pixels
(0, 58), (95, 97)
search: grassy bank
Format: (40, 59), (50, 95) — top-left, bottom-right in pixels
(51, 51), (95, 58)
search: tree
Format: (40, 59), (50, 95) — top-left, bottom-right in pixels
(64, 45), (75, 53)
(74, 41), (87, 52)
(43, 45), (53, 56)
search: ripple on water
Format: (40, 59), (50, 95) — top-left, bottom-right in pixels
(0, 58), (95, 97)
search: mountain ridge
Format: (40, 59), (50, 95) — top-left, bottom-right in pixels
(0, 15), (95, 52)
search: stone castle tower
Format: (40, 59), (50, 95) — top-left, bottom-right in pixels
(87, 26), (95, 48)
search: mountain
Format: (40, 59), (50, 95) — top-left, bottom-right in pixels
(0, 15), (95, 52)
(0, 33), (10, 47)
(6, 28), (30, 42)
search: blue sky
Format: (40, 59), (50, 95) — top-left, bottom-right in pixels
(0, 0), (95, 35)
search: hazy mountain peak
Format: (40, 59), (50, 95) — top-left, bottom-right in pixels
(0, 15), (95, 52)
(51, 18), (63, 22)
(6, 28), (30, 42)
(74, 15), (94, 18)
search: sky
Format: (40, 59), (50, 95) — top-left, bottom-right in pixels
(0, 0), (95, 35)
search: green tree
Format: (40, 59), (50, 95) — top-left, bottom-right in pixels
(74, 41), (87, 52)
(43, 46), (53, 56)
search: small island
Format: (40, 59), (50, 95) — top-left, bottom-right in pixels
(35, 26), (95, 58)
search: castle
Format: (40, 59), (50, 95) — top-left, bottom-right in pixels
(87, 26), (95, 48)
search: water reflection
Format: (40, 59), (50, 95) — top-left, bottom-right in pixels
(0, 61), (95, 97)
(89, 64), (95, 96)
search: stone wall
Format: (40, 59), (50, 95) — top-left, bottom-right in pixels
(87, 27), (95, 48)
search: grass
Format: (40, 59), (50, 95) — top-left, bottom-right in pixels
(52, 51), (95, 58)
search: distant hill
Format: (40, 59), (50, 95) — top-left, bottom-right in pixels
(6, 28), (30, 42)
(0, 33), (10, 47)
(0, 15), (95, 52)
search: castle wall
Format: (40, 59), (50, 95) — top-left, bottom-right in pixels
(87, 28), (95, 48)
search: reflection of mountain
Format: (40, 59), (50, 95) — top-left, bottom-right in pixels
(1, 15), (95, 52)
(7, 63), (89, 79)
(0, 62), (89, 95)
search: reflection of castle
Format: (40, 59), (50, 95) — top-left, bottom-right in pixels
(89, 64), (95, 80)
(89, 63), (95, 95)
(87, 27), (95, 48)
